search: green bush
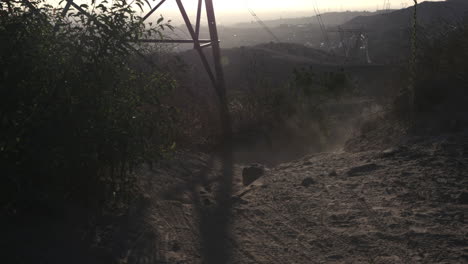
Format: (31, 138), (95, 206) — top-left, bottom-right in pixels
(0, 1), (176, 214)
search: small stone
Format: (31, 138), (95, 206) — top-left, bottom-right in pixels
(203, 198), (211, 205)
(381, 148), (399, 158)
(401, 171), (412, 176)
(436, 178), (447, 184)
(329, 170), (338, 176)
(171, 242), (181, 252)
(242, 164), (265, 186)
(347, 163), (380, 177)
(327, 255), (344, 260)
(301, 177), (316, 187)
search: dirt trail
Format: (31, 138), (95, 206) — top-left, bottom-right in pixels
(131, 132), (468, 264)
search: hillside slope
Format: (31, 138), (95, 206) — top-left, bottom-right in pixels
(234, 11), (387, 28)
(346, 0), (468, 29)
(79, 130), (467, 263)
(227, 132), (468, 263)
(339, 0), (468, 63)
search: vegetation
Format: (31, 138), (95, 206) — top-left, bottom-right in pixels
(229, 64), (352, 143)
(413, 20), (468, 113)
(0, 0), (176, 215)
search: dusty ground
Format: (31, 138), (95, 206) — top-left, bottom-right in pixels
(119, 131), (468, 264)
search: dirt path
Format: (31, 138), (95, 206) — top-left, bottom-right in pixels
(133, 133), (468, 264)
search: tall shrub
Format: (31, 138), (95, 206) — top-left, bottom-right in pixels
(0, 0), (175, 214)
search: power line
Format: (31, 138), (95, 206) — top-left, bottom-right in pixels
(383, 0), (391, 12)
(313, 1), (330, 49)
(246, 7), (280, 42)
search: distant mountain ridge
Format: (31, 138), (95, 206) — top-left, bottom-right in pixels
(334, 0), (468, 63)
(233, 10), (389, 29)
(345, 0), (468, 29)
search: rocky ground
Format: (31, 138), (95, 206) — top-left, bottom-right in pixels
(116, 130), (468, 264)
(5, 128), (466, 264)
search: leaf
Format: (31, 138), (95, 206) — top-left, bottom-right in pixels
(97, 4), (107, 12)
(157, 16), (163, 24)
(170, 142), (176, 150)
(136, 2), (143, 12)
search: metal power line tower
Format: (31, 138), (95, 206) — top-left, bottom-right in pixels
(383, 0), (392, 12)
(327, 27), (372, 64)
(313, 2), (330, 49)
(34, 0), (231, 139)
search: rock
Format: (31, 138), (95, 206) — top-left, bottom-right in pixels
(457, 192), (468, 204)
(171, 242), (181, 252)
(347, 163), (380, 177)
(381, 147), (398, 158)
(436, 178), (447, 184)
(401, 171), (412, 176)
(242, 164), (265, 186)
(203, 198), (211, 206)
(327, 255), (344, 260)
(301, 177), (316, 187)
(328, 170), (338, 176)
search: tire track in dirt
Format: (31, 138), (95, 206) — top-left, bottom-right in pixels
(151, 201), (201, 263)
(342, 176), (413, 263)
(233, 218), (296, 263)
(264, 203), (373, 263)
(235, 209), (320, 264)
(317, 176), (412, 264)
(262, 167), (402, 263)
(317, 201), (392, 264)
(227, 237), (265, 264)
(242, 201), (361, 263)
(230, 228), (281, 264)
(235, 155), (411, 263)
(143, 136), (468, 263)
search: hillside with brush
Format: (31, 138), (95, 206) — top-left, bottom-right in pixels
(2, 1), (468, 263)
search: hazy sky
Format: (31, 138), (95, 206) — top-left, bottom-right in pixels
(160, 0), (442, 12)
(152, 0), (443, 24)
(46, 0), (444, 12)
(45, 0), (444, 24)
